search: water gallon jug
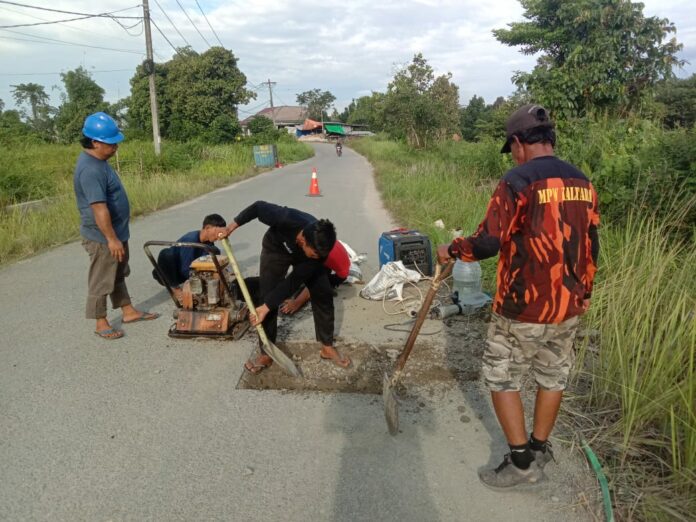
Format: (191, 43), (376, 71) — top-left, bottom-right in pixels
(452, 259), (481, 300)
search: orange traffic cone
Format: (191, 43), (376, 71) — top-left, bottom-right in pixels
(306, 167), (322, 197)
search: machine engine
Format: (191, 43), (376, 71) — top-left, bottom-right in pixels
(174, 255), (247, 338)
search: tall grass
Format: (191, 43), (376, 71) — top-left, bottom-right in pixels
(0, 139), (313, 265)
(353, 135), (696, 521)
(575, 203), (696, 520)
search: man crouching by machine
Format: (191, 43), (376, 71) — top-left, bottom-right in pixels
(151, 213), (227, 303)
(219, 200), (351, 374)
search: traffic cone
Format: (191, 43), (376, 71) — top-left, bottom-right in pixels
(306, 167), (322, 197)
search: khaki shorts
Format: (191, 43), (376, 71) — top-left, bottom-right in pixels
(482, 313), (579, 392)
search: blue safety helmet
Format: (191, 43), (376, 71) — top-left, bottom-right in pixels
(82, 112), (124, 144)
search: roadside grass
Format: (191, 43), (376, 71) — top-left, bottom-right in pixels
(0, 139), (313, 265)
(572, 203), (696, 521)
(352, 135), (696, 521)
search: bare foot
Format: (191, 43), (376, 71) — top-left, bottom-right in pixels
(320, 346), (351, 368)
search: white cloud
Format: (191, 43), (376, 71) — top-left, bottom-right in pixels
(0, 0), (693, 115)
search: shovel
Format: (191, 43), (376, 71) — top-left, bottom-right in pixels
(219, 236), (302, 378)
(383, 261), (453, 435)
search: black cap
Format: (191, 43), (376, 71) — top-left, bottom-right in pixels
(501, 104), (554, 153)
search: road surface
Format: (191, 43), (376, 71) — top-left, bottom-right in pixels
(0, 143), (595, 521)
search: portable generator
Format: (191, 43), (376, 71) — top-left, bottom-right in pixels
(144, 241), (250, 340)
(378, 229), (433, 276)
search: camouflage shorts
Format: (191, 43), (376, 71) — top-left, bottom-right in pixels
(482, 313), (579, 392)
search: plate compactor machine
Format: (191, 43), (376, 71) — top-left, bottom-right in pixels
(144, 240), (250, 340)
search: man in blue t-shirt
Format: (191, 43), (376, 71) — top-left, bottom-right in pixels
(152, 214), (227, 302)
(73, 112), (159, 340)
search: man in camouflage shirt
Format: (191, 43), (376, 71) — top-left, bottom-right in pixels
(438, 104), (600, 489)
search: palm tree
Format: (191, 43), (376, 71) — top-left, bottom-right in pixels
(11, 83), (50, 121)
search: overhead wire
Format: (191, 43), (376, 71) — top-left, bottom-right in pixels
(0, 2), (144, 36)
(1, 14), (121, 29)
(0, 4), (147, 47)
(174, 0), (210, 47)
(0, 2), (141, 19)
(0, 68), (134, 76)
(153, 0), (191, 48)
(150, 18), (182, 57)
(194, 0), (223, 47)
(0, 29), (144, 55)
(237, 99), (271, 115)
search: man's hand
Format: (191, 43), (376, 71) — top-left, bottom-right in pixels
(218, 221), (239, 239)
(280, 298), (301, 315)
(250, 304), (270, 326)
(582, 298), (591, 312)
(107, 238), (125, 262)
(437, 244), (452, 264)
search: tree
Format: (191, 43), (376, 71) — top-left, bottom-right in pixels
(11, 83), (49, 121)
(655, 74), (696, 129)
(11, 83), (54, 140)
(296, 89), (336, 121)
(383, 53), (460, 148)
(128, 47), (254, 142)
(346, 93), (386, 131)
(247, 115), (275, 135)
(494, 0), (684, 117)
(459, 95), (490, 141)
(0, 109), (36, 144)
(54, 67), (109, 142)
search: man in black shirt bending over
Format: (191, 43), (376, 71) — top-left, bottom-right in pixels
(220, 201), (351, 374)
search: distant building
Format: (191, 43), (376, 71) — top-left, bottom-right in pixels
(240, 106), (307, 134)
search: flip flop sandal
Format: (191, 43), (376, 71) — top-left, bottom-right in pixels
(95, 328), (124, 340)
(244, 356), (273, 375)
(123, 312), (160, 324)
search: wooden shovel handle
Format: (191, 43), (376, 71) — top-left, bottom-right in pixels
(394, 261), (454, 372)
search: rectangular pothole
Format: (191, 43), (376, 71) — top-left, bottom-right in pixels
(236, 340), (479, 394)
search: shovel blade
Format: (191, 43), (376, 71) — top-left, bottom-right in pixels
(263, 339), (302, 378)
(383, 372), (399, 436)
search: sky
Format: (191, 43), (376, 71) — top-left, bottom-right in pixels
(1, 0), (695, 119)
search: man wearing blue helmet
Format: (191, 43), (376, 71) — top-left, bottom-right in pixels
(73, 112), (159, 340)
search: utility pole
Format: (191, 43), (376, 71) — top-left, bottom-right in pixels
(265, 79), (277, 127)
(142, 0), (161, 155)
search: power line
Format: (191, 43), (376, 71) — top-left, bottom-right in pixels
(0, 5), (149, 48)
(237, 99), (271, 115)
(0, 1), (141, 19)
(194, 0), (223, 47)
(150, 18), (180, 56)
(0, 69), (133, 76)
(0, 14), (119, 29)
(174, 0), (210, 47)
(0, 30), (144, 55)
(153, 0), (191, 48)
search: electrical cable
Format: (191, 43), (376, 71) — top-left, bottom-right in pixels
(0, 2), (141, 19)
(150, 18), (182, 56)
(0, 14), (120, 28)
(194, 0), (223, 47)
(153, 0), (191, 48)
(237, 99), (271, 115)
(174, 0), (210, 47)
(0, 31), (144, 54)
(0, 5), (146, 46)
(0, 68), (134, 76)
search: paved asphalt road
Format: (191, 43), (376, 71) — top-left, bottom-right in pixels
(0, 143), (593, 521)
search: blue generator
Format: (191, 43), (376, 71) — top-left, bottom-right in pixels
(378, 229), (433, 276)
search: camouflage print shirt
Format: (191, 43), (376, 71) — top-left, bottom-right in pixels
(449, 155), (600, 324)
